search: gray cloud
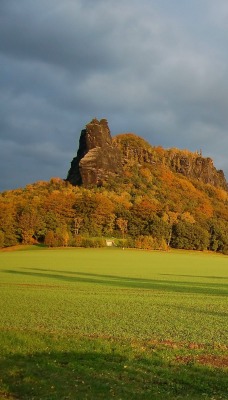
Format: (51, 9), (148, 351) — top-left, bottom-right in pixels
(0, 0), (228, 191)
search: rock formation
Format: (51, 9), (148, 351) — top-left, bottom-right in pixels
(168, 152), (228, 190)
(114, 133), (228, 191)
(67, 119), (228, 191)
(67, 118), (123, 186)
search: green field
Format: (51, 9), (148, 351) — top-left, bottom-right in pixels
(0, 247), (227, 399)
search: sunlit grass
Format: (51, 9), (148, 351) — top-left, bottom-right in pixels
(0, 247), (227, 399)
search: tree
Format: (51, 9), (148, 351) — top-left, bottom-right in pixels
(44, 230), (56, 247)
(116, 218), (128, 239)
(132, 198), (158, 220)
(127, 215), (145, 237)
(171, 222), (209, 250)
(147, 216), (170, 243)
(18, 207), (44, 244)
(162, 211), (179, 246)
(0, 231), (4, 248)
(0, 201), (17, 246)
(55, 227), (70, 247)
(92, 194), (115, 235)
(208, 219), (228, 253)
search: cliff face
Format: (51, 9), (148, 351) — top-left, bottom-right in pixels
(114, 133), (228, 191)
(168, 152), (228, 190)
(67, 120), (228, 191)
(67, 118), (122, 186)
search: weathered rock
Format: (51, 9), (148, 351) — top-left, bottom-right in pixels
(67, 118), (123, 186)
(67, 120), (228, 190)
(114, 133), (228, 190)
(169, 153), (228, 190)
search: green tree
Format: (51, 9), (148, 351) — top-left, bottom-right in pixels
(208, 219), (228, 253)
(18, 207), (44, 244)
(147, 216), (170, 243)
(171, 222), (209, 250)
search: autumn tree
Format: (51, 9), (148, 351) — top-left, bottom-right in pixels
(0, 231), (4, 248)
(116, 218), (128, 239)
(0, 201), (17, 246)
(44, 230), (56, 247)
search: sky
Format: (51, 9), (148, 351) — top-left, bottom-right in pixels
(1, 0), (228, 192)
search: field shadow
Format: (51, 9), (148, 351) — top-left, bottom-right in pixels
(0, 349), (227, 400)
(160, 274), (228, 280)
(3, 269), (228, 296)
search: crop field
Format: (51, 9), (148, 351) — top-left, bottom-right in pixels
(0, 247), (227, 399)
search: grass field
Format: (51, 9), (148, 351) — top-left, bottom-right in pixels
(0, 247), (227, 399)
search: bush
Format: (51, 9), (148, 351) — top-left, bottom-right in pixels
(0, 231), (4, 248)
(70, 235), (84, 247)
(135, 235), (168, 251)
(3, 232), (18, 247)
(81, 237), (106, 248)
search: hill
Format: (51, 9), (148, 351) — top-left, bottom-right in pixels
(0, 119), (228, 253)
(67, 118), (227, 190)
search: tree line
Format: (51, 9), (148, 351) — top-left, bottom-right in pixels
(0, 167), (227, 254)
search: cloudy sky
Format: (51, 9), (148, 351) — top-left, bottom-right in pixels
(1, 0), (228, 192)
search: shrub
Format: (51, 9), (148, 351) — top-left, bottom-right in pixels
(135, 235), (168, 251)
(71, 235), (84, 247)
(81, 237), (106, 248)
(135, 235), (156, 250)
(0, 231), (4, 248)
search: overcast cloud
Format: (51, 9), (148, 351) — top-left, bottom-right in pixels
(1, 0), (228, 191)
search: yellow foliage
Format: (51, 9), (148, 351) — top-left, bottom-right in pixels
(180, 212), (195, 224)
(140, 167), (152, 182)
(215, 188), (228, 202)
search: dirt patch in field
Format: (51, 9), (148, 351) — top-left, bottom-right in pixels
(147, 339), (207, 349)
(147, 339), (228, 351)
(175, 354), (228, 368)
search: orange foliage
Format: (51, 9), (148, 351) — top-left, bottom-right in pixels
(195, 198), (213, 219)
(133, 198), (159, 219)
(161, 168), (174, 184)
(215, 188), (228, 202)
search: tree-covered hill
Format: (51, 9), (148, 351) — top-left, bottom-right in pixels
(0, 149), (227, 253)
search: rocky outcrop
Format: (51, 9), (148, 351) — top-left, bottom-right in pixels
(114, 133), (228, 191)
(67, 118), (122, 186)
(168, 152), (228, 190)
(67, 120), (228, 191)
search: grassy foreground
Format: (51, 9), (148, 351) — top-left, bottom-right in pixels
(0, 247), (227, 399)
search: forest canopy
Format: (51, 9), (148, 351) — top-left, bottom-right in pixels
(0, 161), (227, 254)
